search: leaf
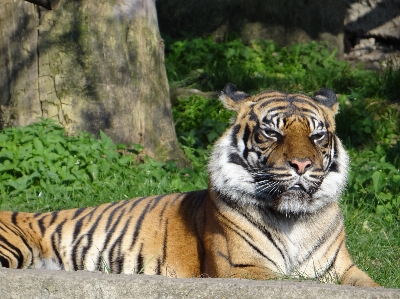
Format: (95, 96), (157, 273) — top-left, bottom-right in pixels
(45, 171), (60, 183)
(0, 150), (13, 160)
(20, 135), (35, 144)
(33, 137), (44, 154)
(117, 156), (132, 166)
(0, 134), (9, 143)
(87, 164), (99, 180)
(7, 180), (20, 190)
(376, 204), (386, 214)
(372, 171), (384, 194)
(46, 152), (60, 162)
(378, 192), (393, 203)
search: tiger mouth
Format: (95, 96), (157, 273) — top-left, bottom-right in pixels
(288, 184), (307, 192)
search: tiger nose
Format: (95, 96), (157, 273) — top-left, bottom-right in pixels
(288, 158), (312, 175)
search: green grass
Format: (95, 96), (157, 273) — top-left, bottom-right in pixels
(0, 37), (399, 288)
(342, 206), (400, 288)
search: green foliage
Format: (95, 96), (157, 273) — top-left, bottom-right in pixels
(165, 37), (380, 94)
(0, 119), (206, 212)
(172, 95), (233, 172)
(345, 147), (400, 222)
(378, 59), (400, 101)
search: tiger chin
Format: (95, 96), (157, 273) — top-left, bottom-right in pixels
(0, 84), (379, 288)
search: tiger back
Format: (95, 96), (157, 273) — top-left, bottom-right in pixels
(0, 84), (379, 287)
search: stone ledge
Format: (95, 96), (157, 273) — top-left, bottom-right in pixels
(0, 268), (398, 299)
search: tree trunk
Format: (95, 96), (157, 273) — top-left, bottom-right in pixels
(0, 0), (186, 163)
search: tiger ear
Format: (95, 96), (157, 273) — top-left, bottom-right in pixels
(312, 88), (339, 115)
(220, 83), (251, 111)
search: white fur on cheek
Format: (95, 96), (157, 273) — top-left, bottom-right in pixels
(311, 137), (349, 211)
(208, 130), (255, 204)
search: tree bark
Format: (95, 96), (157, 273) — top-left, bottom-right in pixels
(0, 0), (185, 163)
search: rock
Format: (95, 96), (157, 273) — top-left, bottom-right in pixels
(345, 0), (400, 40)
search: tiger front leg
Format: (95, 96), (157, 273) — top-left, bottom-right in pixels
(203, 251), (278, 280)
(203, 231), (277, 280)
(328, 237), (380, 287)
(339, 265), (380, 287)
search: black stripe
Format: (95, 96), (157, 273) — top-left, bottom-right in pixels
(50, 224), (64, 269)
(158, 200), (170, 225)
(192, 191), (207, 244)
(249, 110), (258, 123)
(1, 222), (34, 262)
(49, 212), (59, 225)
(108, 216), (133, 273)
(262, 105), (287, 115)
(11, 212), (18, 225)
(106, 200), (132, 230)
(228, 152), (248, 169)
(343, 263), (356, 275)
(71, 208), (86, 220)
(0, 255), (10, 268)
(105, 208), (126, 242)
(333, 136), (339, 159)
(329, 162), (338, 172)
(72, 206), (100, 238)
(300, 212), (343, 263)
(259, 97), (320, 112)
(217, 251), (255, 268)
(129, 201), (153, 248)
(128, 196), (148, 213)
(148, 195), (166, 213)
(0, 235), (24, 268)
(72, 202), (117, 240)
(212, 203), (280, 268)
(181, 191), (207, 267)
(37, 218), (46, 237)
(96, 205), (131, 269)
(161, 219), (168, 265)
(298, 107), (318, 115)
(73, 203), (117, 270)
(171, 193), (183, 205)
(112, 253), (124, 274)
(155, 258), (161, 275)
(230, 124), (241, 147)
(136, 243), (144, 274)
(323, 239), (345, 276)
(220, 200), (287, 263)
(242, 124), (251, 160)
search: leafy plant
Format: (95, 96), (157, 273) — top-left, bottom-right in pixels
(0, 119), (207, 212)
(165, 37), (381, 95)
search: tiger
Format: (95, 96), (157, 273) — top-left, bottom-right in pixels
(0, 84), (379, 287)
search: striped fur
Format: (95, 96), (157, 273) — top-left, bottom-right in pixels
(0, 84), (378, 287)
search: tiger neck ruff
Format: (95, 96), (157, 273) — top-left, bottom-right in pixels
(0, 84), (378, 287)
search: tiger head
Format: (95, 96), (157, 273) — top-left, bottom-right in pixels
(209, 84), (349, 215)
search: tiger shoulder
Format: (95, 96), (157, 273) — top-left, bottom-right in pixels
(0, 84), (379, 287)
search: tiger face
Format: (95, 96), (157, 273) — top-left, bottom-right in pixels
(209, 84), (349, 215)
